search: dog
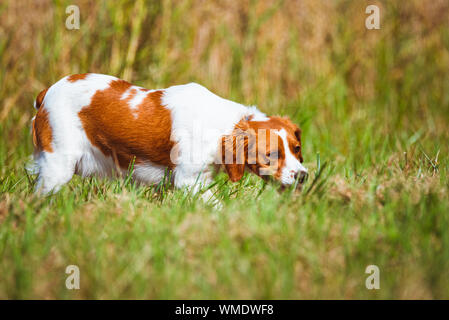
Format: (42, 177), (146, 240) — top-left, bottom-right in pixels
(30, 73), (307, 202)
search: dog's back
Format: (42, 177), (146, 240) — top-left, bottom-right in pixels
(30, 73), (251, 195)
(31, 73), (174, 193)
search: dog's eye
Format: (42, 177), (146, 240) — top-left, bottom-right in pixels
(266, 151), (279, 160)
(294, 145), (301, 153)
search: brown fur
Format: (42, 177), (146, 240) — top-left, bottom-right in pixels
(78, 80), (175, 169)
(248, 116), (303, 163)
(32, 106), (53, 152)
(221, 119), (250, 182)
(222, 116), (302, 182)
(67, 73), (89, 82)
(35, 88), (48, 110)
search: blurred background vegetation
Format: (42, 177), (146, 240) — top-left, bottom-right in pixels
(0, 0), (449, 299)
(1, 0), (448, 163)
(1, 0), (448, 166)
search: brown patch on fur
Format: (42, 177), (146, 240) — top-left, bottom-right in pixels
(32, 106), (53, 152)
(221, 116), (302, 182)
(248, 116), (303, 163)
(67, 73), (89, 82)
(35, 88), (48, 110)
(78, 80), (175, 169)
(221, 119), (251, 182)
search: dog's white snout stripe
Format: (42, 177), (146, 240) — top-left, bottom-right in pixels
(276, 128), (307, 185)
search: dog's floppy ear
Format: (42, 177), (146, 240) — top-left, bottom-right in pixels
(224, 160), (246, 182)
(294, 127), (301, 141)
(221, 119), (253, 182)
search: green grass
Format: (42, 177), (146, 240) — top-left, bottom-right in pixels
(1, 0), (449, 299)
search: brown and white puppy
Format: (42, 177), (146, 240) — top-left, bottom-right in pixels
(30, 73), (307, 201)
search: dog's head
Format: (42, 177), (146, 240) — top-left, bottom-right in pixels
(221, 116), (307, 187)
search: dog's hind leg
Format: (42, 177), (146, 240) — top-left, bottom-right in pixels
(34, 151), (77, 195)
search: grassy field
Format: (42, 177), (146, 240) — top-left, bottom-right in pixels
(1, 0), (449, 299)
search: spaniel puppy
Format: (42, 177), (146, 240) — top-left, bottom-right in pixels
(30, 73), (307, 201)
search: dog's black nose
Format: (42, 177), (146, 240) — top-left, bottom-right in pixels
(295, 170), (308, 183)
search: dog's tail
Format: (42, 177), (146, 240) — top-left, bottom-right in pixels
(29, 87), (50, 174)
(33, 88), (48, 110)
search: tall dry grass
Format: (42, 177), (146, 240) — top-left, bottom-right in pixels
(1, 0), (448, 162)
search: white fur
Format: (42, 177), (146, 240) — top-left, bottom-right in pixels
(161, 82), (254, 193)
(33, 74), (118, 193)
(30, 74), (303, 199)
(276, 129), (308, 185)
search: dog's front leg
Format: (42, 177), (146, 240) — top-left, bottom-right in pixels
(173, 164), (220, 207)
